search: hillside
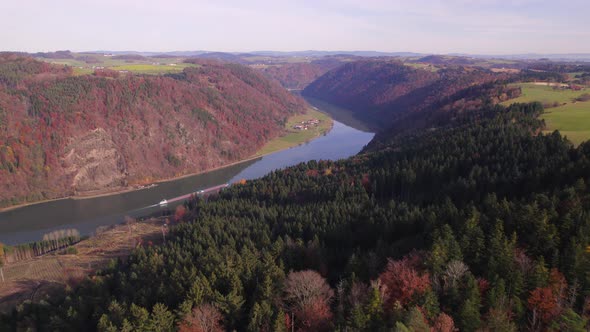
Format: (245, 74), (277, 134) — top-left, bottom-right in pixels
(258, 58), (345, 90)
(0, 54), (307, 207)
(303, 59), (515, 130)
(6, 102), (590, 331)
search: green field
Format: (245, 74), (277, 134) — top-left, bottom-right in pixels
(254, 108), (333, 156)
(107, 63), (196, 74)
(542, 102), (590, 145)
(502, 83), (587, 106)
(72, 67), (95, 76)
(405, 62), (439, 72)
(39, 54), (199, 75)
(504, 83), (590, 145)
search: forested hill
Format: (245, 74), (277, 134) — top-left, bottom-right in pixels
(0, 54), (306, 208)
(7, 101), (590, 331)
(302, 59), (516, 130)
(258, 58), (345, 90)
(365, 82), (523, 150)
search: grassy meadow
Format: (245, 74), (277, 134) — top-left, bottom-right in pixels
(503, 83), (587, 105)
(542, 102), (590, 145)
(253, 108), (333, 156)
(107, 63), (196, 74)
(504, 83), (590, 145)
(38, 53), (198, 75)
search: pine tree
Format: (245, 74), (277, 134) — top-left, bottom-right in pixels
(150, 303), (175, 332)
(459, 299), (481, 332)
(406, 307), (430, 332)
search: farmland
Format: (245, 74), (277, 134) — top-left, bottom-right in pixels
(504, 83), (590, 145)
(542, 102), (590, 145)
(36, 53), (198, 75)
(503, 82), (587, 106)
(107, 63), (196, 74)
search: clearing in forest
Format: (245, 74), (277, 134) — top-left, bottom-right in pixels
(504, 83), (590, 145)
(254, 107), (333, 156)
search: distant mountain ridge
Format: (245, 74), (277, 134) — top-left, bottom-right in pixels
(82, 50), (590, 62)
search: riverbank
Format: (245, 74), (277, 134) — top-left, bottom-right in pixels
(0, 217), (167, 313)
(253, 107), (333, 156)
(1, 117), (374, 246)
(0, 107), (334, 213)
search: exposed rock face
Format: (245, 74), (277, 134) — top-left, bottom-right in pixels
(62, 128), (127, 192)
(0, 55), (307, 207)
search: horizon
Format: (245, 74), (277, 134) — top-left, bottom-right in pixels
(2, 0), (589, 55)
(17, 49), (590, 59)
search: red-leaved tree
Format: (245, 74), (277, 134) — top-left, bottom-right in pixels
(431, 312), (455, 332)
(379, 257), (431, 308)
(175, 205), (187, 222)
(528, 269), (568, 328)
(528, 287), (559, 325)
(296, 298), (333, 331)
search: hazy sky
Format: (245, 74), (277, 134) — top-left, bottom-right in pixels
(2, 0), (589, 54)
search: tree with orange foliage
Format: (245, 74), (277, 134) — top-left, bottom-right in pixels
(432, 312), (455, 332)
(177, 304), (224, 332)
(528, 287), (558, 325)
(379, 257), (430, 308)
(528, 269), (568, 328)
(175, 205), (187, 222)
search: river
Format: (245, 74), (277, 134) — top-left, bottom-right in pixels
(0, 102), (374, 245)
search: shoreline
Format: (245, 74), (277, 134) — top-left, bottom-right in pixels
(0, 108), (334, 213)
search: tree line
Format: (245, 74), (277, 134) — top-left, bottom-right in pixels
(1, 229), (81, 264)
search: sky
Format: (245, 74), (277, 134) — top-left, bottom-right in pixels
(1, 0), (590, 55)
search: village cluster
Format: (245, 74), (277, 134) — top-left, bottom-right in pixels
(293, 118), (320, 130)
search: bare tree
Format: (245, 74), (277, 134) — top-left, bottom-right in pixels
(177, 304), (224, 332)
(284, 270), (333, 310)
(124, 216), (136, 247)
(514, 248), (533, 276)
(442, 260), (469, 290)
(348, 281), (369, 308)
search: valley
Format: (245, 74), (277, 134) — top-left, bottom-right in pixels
(6, 1), (590, 330)
(0, 102), (373, 314)
(4, 50), (590, 331)
(0, 98), (371, 245)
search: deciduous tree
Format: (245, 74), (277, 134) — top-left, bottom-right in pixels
(178, 304), (224, 332)
(379, 257), (430, 308)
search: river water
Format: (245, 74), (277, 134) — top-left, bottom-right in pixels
(0, 103), (374, 245)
